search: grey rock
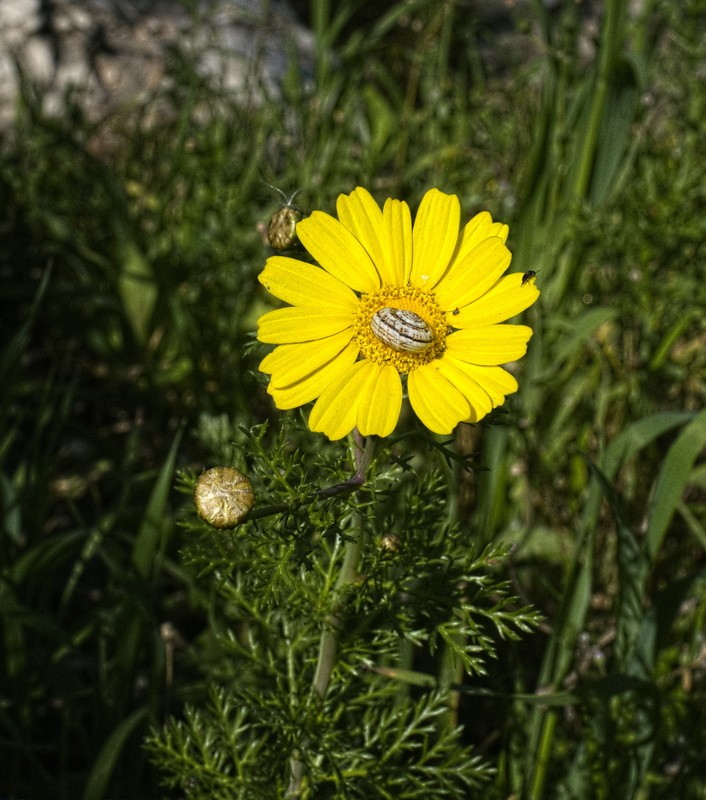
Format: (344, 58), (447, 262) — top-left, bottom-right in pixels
(0, 0), (315, 130)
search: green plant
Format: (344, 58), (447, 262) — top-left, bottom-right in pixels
(1, 0), (704, 796)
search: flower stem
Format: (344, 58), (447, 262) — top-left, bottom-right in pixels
(310, 490), (365, 699)
(287, 432), (376, 797)
(244, 435), (375, 524)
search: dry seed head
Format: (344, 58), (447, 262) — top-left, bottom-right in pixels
(194, 467), (255, 529)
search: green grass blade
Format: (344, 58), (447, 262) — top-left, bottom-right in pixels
(82, 706), (149, 800)
(116, 233), (157, 347)
(60, 513), (118, 612)
(644, 408), (706, 563)
(549, 532), (594, 684)
(473, 426), (509, 542)
(622, 570), (706, 797)
(544, 307), (619, 372)
(588, 54), (641, 205)
(131, 426), (184, 581)
(0, 580), (26, 680)
(586, 461), (647, 670)
(524, 410), (694, 796)
(677, 500), (706, 552)
(570, 0), (629, 203)
(628, 569), (706, 682)
(578, 411), (695, 533)
(602, 411), (694, 478)
(525, 526), (593, 794)
(0, 264), (52, 386)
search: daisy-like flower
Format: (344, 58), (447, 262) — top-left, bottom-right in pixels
(257, 187), (539, 440)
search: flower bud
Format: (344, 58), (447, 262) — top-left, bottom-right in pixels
(194, 467), (255, 529)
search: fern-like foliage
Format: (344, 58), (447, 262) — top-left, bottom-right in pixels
(148, 684), (490, 799)
(149, 420), (540, 797)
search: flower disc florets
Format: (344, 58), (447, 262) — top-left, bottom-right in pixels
(356, 286), (447, 373)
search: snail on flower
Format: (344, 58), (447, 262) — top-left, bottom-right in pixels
(370, 308), (433, 354)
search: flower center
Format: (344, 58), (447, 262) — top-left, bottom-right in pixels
(354, 286), (447, 374)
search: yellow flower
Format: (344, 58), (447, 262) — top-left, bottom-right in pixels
(257, 187), (539, 440)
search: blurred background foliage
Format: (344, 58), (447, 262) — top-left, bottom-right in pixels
(1, 0), (704, 797)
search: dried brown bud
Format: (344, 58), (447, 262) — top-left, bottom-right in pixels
(194, 467), (255, 529)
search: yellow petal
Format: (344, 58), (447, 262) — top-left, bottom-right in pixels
(259, 330), (355, 387)
(446, 324), (533, 365)
(453, 272), (540, 326)
(259, 257), (358, 312)
(407, 363), (470, 435)
(488, 222), (509, 244)
(297, 212), (380, 294)
(435, 357), (493, 421)
(336, 188), (386, 278)
(410, 189), (461, 290)
(457, 211), (492, 250)
(309, 360), (371, 440)
(454, 362), (519, 405)
(268, 342), (359, 409)
(453, 211), (509, 260)
(258, 307), (354, 343)
(356, 363), (403, 437)
(434, 237), (512, 311)
(380, 198), (412, 285)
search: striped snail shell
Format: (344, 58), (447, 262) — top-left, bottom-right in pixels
(370, 308), (434, 353)
(194, 467), (255, 529)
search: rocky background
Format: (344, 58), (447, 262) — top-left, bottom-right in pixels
(0, 0), (561, 135)
(0, 0), (316, 130)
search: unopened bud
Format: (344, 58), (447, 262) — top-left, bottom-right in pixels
(194, 467), (255, 529)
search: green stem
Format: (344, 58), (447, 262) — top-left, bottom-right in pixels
(529, 708), (558, 800)
(437, 629), (464, 732)
(239, 471), (364, 524)
(287, 433), (377, 797)
(310, 498), (365, 699)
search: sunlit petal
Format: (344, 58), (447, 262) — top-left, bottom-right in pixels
(380, 198), (412, 285)
(297, 212), (380, 293)
(410, 189), (460, 289)
(452, 211), (509, 262)
(336, 188), (387, 281)
(458, 363), (519, 405)
(260, 330), (355, 387)
(453, 272), (540, 326)
(435, 357), (493, 421)
(268, 342), (359, 408)
(408, 364), (470, 434)
(259, 257), (358, 312)
(309, 361), (371, 440)
(356, 364), (403, 437)
(446, 325), (533, 365)
(258, 307), (354, 343)
(435, 237), (512, 311)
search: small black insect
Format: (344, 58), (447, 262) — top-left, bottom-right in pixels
(451, 307), (460, 316)
(521, 270), (540, 286)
